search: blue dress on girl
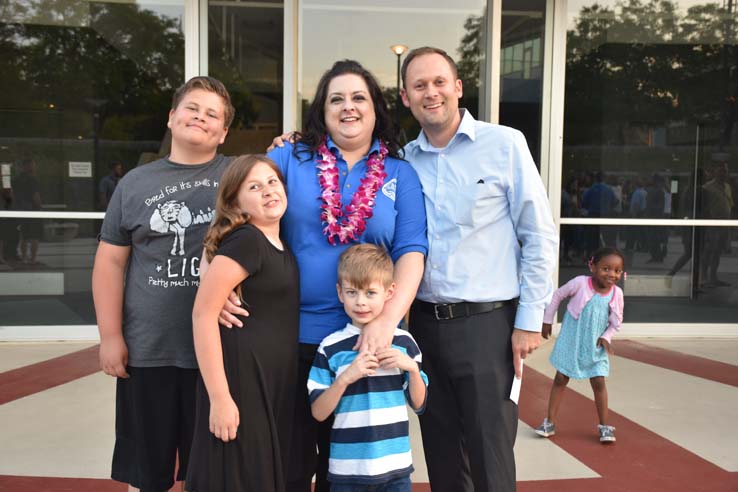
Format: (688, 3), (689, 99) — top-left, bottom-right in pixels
(550, 288), (613, 379)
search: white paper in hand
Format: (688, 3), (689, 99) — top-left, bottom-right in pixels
(509, 362), (523, 405)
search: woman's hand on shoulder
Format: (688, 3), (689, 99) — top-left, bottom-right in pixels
(354, 316), (395, 353)
(209, 395), (240, 442)
(266, 132), (298, 152)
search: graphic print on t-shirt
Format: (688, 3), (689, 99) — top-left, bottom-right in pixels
(150, 200), (194, 256)
(141, 177), (219, 290)
(98, 155), (231, 368)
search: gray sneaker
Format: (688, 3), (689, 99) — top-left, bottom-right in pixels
(598, 424), (616, 443)
(535, 419), (555, 438)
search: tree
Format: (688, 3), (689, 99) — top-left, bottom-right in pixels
(564, 0), (738, 147)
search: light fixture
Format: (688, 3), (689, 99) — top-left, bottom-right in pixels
(390, 44), (408, 56)
(389, 45), (409, 133)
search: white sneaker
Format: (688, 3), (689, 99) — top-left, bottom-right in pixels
(535, 419), (556, 438)
(598, 424), (616, 443)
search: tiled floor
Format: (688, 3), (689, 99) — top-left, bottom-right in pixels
(1, 337), (736, 491)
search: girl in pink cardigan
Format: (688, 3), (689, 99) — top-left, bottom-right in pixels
(534, 247), (625, 443)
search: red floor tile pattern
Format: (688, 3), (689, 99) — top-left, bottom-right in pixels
(0, 475), (125, 491)
(616, 340), (738, 388)
(0, 345), (100, 405)
(519, 366), (738, 492)
(2, 344), (737, 491)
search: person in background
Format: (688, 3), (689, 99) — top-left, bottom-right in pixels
(0, 186), (15, 266)
(536, 247), (625, 443)
(581, 172), (618, 255)
(645, 174), (667, 263)
(12, 158), (42, 265)
(99, 161), (124, 210)
(560, 176), (579, 265)
(700, 160), (733, 287)
(625, 177), (647, 254)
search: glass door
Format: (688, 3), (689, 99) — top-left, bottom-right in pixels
(499, 0), (546, 165)
(206, 0), (284, 154)
(559, 0), (738, 324)
(298, 0), (488, 144)
(1, 0), (186, 332)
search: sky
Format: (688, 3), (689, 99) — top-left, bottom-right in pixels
(299, 0), (487, 98)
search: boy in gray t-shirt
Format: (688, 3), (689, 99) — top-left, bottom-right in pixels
(92, 76), (234, 492)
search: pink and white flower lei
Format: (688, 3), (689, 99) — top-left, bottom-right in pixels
(316, 137), (388, 245)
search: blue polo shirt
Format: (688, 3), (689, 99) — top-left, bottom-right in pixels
(268, 139), (428, 344)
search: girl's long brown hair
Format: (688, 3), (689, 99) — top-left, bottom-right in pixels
(203, 154), (285, 262)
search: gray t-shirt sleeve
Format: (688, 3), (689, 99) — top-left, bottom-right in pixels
(100, 181), (131, 246)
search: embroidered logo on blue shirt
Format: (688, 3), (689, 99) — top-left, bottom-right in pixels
(382, 178), (397, 201)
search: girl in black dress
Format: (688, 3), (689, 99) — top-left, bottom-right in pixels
(186, 155), (299, 492)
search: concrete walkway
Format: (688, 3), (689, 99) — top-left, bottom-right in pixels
(1, 338), (736, 491)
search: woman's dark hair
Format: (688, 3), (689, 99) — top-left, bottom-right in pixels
(295, 60), (403, 160)
(590, 247), (625, 267)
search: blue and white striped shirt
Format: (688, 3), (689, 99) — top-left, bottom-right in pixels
(307, 324), (429, 485)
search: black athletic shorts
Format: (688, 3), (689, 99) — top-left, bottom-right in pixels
(111, 366), (198, 492)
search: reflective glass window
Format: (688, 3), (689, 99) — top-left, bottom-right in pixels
(1, 0), (185, 213)
(208, 0), (284, 154)
(558, 225), (738, 323)
(1, 0), (185, 327)
(0, 219), (100, 325)
(299, 0), (488, 145)
(563, 1), (738, 219)
(500, 0), (546, 165)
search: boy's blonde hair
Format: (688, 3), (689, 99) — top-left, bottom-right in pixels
(337, 244), (394, 289)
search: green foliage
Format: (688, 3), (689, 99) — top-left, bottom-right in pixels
(0, 0), (184, 140)
(458, 14), (484, 88)
(565, 0), (737, 145)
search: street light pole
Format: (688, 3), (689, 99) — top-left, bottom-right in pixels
(389, 44), (408, 133)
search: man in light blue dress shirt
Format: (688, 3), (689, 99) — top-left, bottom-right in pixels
(400, 47), (558, 491)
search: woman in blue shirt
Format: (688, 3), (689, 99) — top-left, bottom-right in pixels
(223, 60), (427, 492)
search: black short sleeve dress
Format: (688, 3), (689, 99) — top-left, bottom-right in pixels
(186, 224), (300, 492)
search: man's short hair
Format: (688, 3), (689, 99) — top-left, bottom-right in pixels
(337, 244), (394, 289)
(401, 46), (459, 86)
(171, 76), (235, 128)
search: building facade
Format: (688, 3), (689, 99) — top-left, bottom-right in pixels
(1, 0), (736, 339)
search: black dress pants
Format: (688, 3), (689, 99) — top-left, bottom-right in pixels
(409, 302), (518, 492)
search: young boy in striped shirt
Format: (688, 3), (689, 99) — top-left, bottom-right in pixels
(307, 243), (428, 491)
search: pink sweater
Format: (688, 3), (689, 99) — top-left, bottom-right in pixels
(542, 275), (624, 342)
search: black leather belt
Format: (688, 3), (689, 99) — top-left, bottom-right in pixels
(416, 299), (516, 321)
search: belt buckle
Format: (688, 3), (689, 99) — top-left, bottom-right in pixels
(434, 303), (453, 320)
